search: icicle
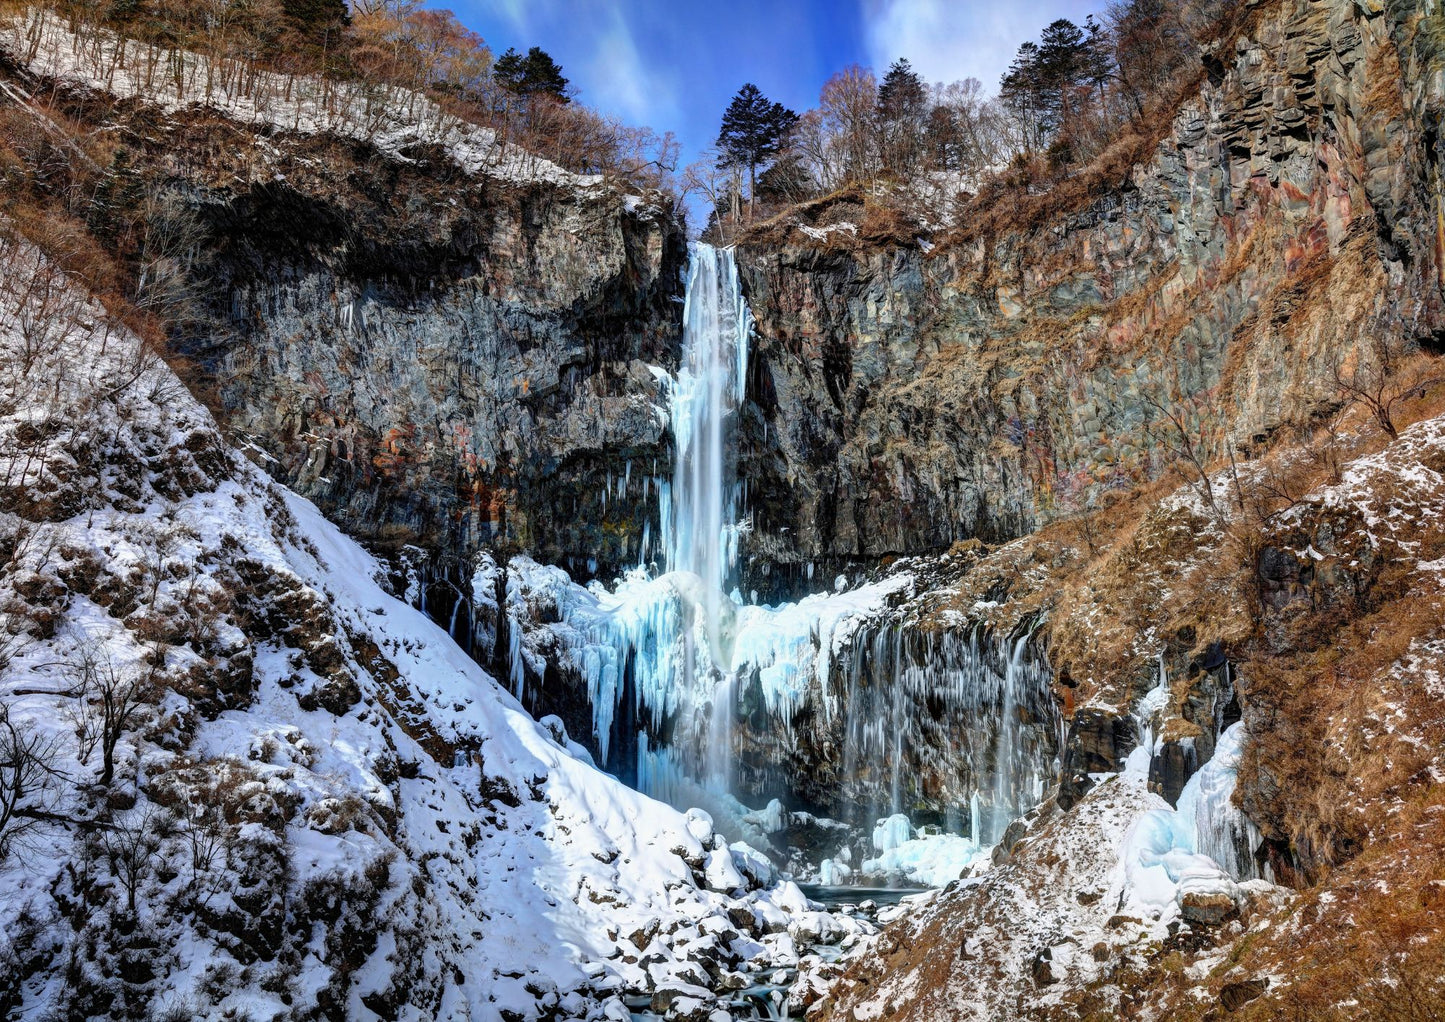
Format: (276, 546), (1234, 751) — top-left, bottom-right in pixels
(508, 610), (524, 703)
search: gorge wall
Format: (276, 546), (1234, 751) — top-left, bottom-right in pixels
(74, 101), (689, 588)
(127, 0), (1445, 845)
(732, 0), (1445, 595)
(201, 153), (684, 583)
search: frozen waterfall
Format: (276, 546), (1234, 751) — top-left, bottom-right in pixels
(838, 619), (1057, 844)
(502, 243), (1060, 869)
(534, 243), (755, 801)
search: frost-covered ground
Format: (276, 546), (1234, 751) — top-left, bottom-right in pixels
(799, 763), (1285, 1022)
(0, 237), (870, 1020)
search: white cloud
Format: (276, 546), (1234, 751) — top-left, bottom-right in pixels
(862, 0), (1089, 94)
(584, 7), (678, 127)
(489, 0), (532, 33)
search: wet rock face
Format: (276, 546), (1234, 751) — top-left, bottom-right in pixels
(1149, 741), (1199, 808)
(1059, 711), (1138, 811)
(733, 0), (1445, 594)
(159, 127), (686, 583)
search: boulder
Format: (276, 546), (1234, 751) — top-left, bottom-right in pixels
(1030, 948), (1056, 986)
(1060, 711), (1139, 809)
(1181, 891), (1238, 927)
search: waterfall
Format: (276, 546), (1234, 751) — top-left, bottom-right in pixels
(664, 243), (752, 793)
(838, 620), (1056, 843)
(666, 242), (751, 612)
(510, 244), (1059, 865)
(1121, 656), (1266, 919)
(991, 636), (1028, 831)
(1176, 723), (1264, 881)
(524, 243), (753, 805)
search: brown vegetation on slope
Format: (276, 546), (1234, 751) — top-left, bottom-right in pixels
(805, 376), (1445, 1021)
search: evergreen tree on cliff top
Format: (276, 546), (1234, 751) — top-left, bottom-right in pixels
(493, 46), (570, 103)
(877, 59), (926, 123)
(716, 84), (798, 220)
(876, 58), (927, 176)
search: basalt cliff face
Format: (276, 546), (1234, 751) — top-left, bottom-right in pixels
(733, 0), (1445, 594)
(189, 144), (685, 584)
(48, 97), (690, 590)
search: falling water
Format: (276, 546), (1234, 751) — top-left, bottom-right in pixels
(666, 243), (752, 792)
(532, 243), (754, 805)
(838, 621), (1057, 843)
(666, 243), (751, 621)
(991, 635), (1030, 835)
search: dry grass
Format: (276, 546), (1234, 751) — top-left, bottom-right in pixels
(733, 184), (921, 253)
(947, 85), (1202, 251)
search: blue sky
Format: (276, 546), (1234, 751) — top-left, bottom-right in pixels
(443, 1), (1098, 183)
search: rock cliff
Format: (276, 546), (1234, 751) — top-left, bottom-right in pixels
(4, 78), (687, 594)
(733, 0), (1445, 596)
(187, 135), (686, 584)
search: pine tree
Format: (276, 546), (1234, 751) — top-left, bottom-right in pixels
(493, 46), (569, 103)
(1001, 20), (1094, 155)
(877, 59), (926, 122)
(87, 147), (143, 256)
(715, 84), (798, 220)
(1037, 18), (1088, 127)
(924, 104), (962, 171)
(1000, 42), (1047, 152)
(876, 58), (928, 176)
(1082, 15), (1115, 104)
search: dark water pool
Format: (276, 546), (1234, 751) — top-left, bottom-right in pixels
(799, 884), (925, 908)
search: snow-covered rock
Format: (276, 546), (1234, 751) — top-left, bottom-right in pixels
(0, 236), (866, 1020)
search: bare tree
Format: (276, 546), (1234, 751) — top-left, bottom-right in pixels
(178, 798), (234, 910)
(132, 185), (208, 328)
(680, 151), (737, 240)
(98, 805), (174, 917)
(4, 245), (88, 377)
(0, 701), (65, 859)
(66, 644), (154, 787)
(1143, 391), (1236, 524)
(1333, 331), (1444, 442)
(816, 65), (879, 188)
(348, 0), (422, 16)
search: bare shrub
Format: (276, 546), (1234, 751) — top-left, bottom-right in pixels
(0, 700), (65, 859)
(95, 804), (175, 917)
(1333, 327), (1445, 441)
(65, 643), (155, 787)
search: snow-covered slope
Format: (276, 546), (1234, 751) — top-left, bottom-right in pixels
(1, 8), (597, 187)
(0, 236), (860, 1020)
(799, 765), (1285, 1022)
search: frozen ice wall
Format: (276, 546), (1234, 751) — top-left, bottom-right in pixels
(837, 620), (1058, 843)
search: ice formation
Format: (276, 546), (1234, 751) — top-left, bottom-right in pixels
(838, 621), (1057, 841)
(1122, 722), (1263, 919)
(496, 245), (1061, 873)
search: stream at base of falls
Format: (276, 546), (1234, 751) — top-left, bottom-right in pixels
(625, 888), (923, 1022)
